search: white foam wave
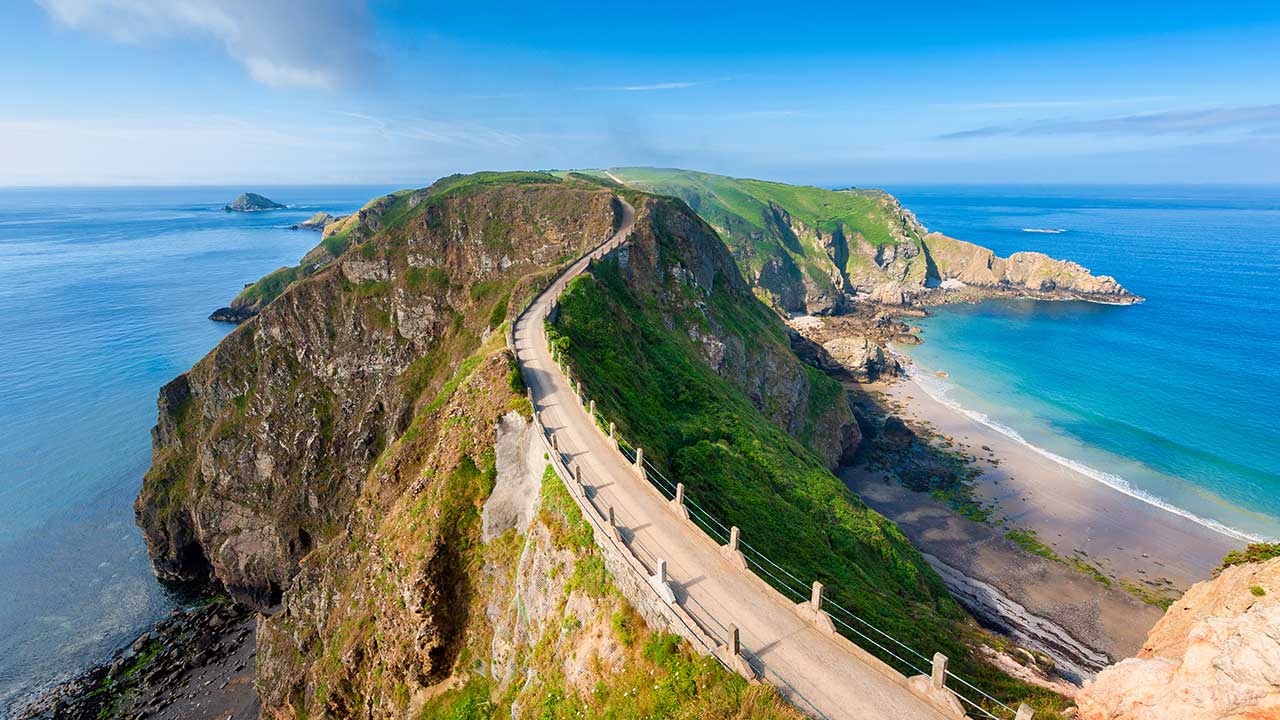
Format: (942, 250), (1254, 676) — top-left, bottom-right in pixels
(906, 367), (1270, 544)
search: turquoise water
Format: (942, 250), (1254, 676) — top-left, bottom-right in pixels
(885, 185), (1280, 542)
(0, 186), (398, 706)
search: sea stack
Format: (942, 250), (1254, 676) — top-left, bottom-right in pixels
(224, 192), (285, 212)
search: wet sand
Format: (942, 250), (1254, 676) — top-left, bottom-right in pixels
(876, 374), (1242, 593)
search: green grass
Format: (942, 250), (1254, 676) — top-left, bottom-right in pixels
(551, 253), (1069, 717)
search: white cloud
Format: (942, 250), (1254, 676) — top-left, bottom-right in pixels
(36, 0), (377, 90)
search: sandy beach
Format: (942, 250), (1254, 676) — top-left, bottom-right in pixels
(875, 373), (1243, 593)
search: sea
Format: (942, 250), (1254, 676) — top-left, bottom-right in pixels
(884, 184), (1280, 544)
(0, 185), (398, 709)
(1, 184), (1278, 708)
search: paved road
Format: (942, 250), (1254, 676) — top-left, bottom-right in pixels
(513, 197), (954, 720)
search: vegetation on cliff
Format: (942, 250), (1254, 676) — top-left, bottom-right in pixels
(140, 175), (812, 718)
(596, 167), (1137, 312)
(550, 196), (1071, 716)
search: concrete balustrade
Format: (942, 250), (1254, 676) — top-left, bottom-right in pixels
(722, 526), (748, 570)
(670, 482), (690, 520)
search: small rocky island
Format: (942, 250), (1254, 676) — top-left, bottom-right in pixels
(223, 192), (285, 212)
(289, 211), (346, 231)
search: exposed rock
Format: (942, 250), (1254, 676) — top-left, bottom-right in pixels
(603, 197), (861, 467)
(820, 335), (889, 382)
(290, 211), (346, 231)
(1075, 557), (1280, 720)
(138, 181), (620, 607)
(224, 193), (285, 212)
(924, 233), (1140, 304)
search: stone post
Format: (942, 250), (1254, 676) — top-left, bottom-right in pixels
(551, 432), (558, 452)
(589, 399), (596, 417)
(931, 652), (947, 691)
(657, 558), (667, 584)
(674, 482), (684, 507)
(727, 624), (740, 656)
(608, 422), (616, 449)
(728, 526), (740, 552)
(634, 447), (644, 477)
(721, 526), (747, 570)
(811, 581), (824, 610)
(1015, 704), (1035, 720)
(608, 506), (616, 529)
(574, 464), (582, 487)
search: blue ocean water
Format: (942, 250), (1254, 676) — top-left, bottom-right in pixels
(0, 185), (398, 706)
(885, 185), (1280, 542)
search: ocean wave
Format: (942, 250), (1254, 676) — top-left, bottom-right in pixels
(906, 367), (1271, 544)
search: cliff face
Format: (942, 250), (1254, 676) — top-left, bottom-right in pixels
(923, 233), (1136, 304)
(604, 168), (1140, 313)
(604, 196), (860, 466)
(139, 176), (621, 606)
(1075, 556), (1280, 720)
(141, 174), (811, 718)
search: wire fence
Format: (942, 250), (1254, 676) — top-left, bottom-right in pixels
(520, 226), (1027, 720)
(574, 391), (1023, 719)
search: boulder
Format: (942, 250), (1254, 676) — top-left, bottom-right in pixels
(1075, 557), (1280, 720)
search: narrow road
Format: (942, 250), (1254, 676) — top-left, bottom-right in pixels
(513, 197), (954, 720)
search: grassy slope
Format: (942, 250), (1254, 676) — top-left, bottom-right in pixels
(235, 172), (569, 310)
(551, 252), (1070, 717)
(598, 167), (921, 285)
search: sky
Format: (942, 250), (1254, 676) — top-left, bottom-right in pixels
(4, 0), (1280, 186)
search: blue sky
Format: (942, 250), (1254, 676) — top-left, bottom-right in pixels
(5, 0), (1280, 186)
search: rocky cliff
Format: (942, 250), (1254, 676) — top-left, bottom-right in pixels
(1075, 555), (1280, 720)
(138, 174), (813, 718)
(603, 168), (1141, 314)
(140, 174), (622, 606)
(598, 195), (861, 466)
(225, 193), (285, 212)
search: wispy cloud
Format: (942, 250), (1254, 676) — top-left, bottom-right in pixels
(938, 96), (1174, 111)
(36, 0), (377, 90)
(579, 78), (730, 92)
(937, 104), (1280, 140)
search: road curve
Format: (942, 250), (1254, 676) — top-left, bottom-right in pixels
(513, 196), (953, 720)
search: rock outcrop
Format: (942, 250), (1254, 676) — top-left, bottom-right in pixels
(923, 233), (1137, 304)
(607, 168), (1141, 314)
(290, 211), (346, 231)
(605, 197), (861, 467)
(1075, 557), (1280, 720)
(224, 193), (285, 212)
(139, 178), (621, 606)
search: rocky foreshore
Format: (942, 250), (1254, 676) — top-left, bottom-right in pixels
(12, 600), (258, 720)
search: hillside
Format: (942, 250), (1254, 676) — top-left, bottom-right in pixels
(594, 168), (1138, 314)
(550, 192), (1071, 717)
(136, 173), (812, 718)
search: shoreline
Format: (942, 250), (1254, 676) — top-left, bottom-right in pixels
(873, 370), (1242, 595)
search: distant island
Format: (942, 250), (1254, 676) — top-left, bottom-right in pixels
(290, 211), (346, 231)
(223, 192), (285, 212)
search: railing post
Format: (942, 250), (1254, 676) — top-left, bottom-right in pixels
(931, 652), (947, 691)
(634, 447), (644, 478)
(670, 482), (689, 521)
(811, 581), (823, 610)
(608, 505), (616, 529)
(608, 422), (616, 449)
(589, 399), (596, 417)
(573, 464), (582, 487)
(657, 558), (667, 584)
(550, 432), (558, 452)
(721, 526), (747, 569)
(1015, 704), (1035, 720)
(728, 624), (740, 656)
